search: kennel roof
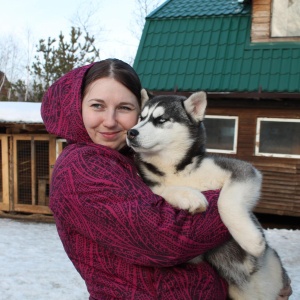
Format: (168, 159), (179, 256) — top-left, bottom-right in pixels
(133, 0), (300, 94)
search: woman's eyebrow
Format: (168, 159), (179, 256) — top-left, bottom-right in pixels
(119, 102), (136, 106)
(87, 98), (104, 102)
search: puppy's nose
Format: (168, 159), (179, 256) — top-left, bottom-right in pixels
(127, 129), (139, 140)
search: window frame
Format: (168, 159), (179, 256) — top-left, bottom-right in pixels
(56, 139), (67, 158)
(205, 115), (239, 154)
(255, 117), (300, 159)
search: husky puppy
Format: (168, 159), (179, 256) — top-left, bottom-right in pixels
(127, 90), (289, 300)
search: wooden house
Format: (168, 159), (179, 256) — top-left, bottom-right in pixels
(133, 0), (300, 216)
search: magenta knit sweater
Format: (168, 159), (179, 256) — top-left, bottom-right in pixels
(41, 63), (230, 299)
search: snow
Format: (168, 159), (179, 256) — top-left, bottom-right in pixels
(0, 102), (42, 123)
(0, 218), (299, 299)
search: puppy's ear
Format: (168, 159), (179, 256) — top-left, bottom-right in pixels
(141, 89), (151, 107)
(184, 91), (207, 122)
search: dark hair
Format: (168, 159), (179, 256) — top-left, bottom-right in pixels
(82, 58), (142, 107)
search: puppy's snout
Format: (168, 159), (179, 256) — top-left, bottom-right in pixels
(127, 129), (139, 140)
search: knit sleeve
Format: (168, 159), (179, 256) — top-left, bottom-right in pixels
(50, 144), (230, 267)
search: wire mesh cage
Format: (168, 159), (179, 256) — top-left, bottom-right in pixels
(0, 133), (59, 213)
(15, 137), (50, 206)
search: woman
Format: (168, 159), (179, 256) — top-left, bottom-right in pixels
(41, 59), (291, 299)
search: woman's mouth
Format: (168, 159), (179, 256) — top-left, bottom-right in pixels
(101, 131), (121, 139)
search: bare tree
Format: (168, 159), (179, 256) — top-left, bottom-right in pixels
(131, 0), (165, 41)
(23, 29), (36, 101)
(0, 73), (5, 92)
(70, 0), (106, 53)
(0, 35), (24, 85)
(0, 35), (26, 99)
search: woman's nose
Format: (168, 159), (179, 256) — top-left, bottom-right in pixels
(102, 110), (117, 127)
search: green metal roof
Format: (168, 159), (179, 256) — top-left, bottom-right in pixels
(148, 0), (250, 18)
(133, 0), (300, 93)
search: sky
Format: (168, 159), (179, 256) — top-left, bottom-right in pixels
(0, 101), (42, 122)
(0, 218), (299, 300)
(0, 0), (165, 69)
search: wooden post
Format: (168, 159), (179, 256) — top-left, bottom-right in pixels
(49, 136), (57, 185)
(31, 136), (36, 205)
(0, 135), (9, 211)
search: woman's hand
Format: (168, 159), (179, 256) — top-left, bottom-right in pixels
(277, 279), (292, 300)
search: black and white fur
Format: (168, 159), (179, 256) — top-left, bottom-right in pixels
(127, 91), (289, 300)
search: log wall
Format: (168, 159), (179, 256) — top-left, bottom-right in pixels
(207, 104), (300, 216)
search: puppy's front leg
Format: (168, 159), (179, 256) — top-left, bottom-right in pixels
(152, 186), (208, 214)
(218, 177), (266, 257)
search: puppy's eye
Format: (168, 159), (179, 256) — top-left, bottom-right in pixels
(157, 117), (167, 123)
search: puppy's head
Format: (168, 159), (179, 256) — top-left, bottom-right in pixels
(127, 91), (207, 155)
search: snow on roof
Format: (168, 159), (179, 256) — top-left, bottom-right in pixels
(0, 101), (43, 124)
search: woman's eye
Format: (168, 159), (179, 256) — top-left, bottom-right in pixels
(118, 106), (133, 111)
(91, 103), (104, 109)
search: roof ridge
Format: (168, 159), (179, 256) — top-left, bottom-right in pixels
(147, 0), (250, 19)
(147, 0), (173, 18)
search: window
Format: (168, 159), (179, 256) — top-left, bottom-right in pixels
(204, 116), (238, 154)
(271, 0), (300, 38)
(256, 118), (300, 158)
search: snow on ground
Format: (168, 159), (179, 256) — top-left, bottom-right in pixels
(0, 218), (88, 300)
(0, 218), (299, 300)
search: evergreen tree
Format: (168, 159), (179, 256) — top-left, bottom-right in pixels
(31, 27), (100, 101)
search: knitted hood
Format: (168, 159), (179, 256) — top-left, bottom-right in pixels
(41, 64), (94, 143)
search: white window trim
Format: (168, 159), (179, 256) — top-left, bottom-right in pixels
(255, 117), (300, 159)
(56, 139), (67, 158)
(205, 115), (239, 154)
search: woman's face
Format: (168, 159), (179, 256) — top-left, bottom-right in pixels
(82, 77), (140, 150)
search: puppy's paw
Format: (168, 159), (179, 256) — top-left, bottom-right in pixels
(184, 191), (208, 214)
(164, 188), (208, 214)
